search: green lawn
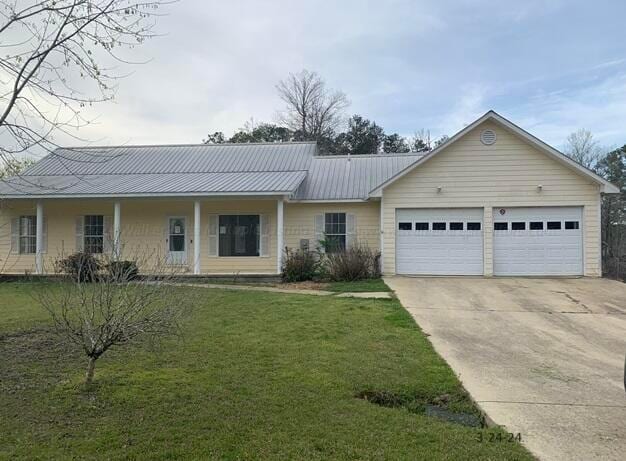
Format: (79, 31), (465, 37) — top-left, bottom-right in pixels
(326, 278), (392, 293)
(0, 282), (531, 460)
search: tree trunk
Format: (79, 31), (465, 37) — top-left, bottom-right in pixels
(85, 357), (96, 385)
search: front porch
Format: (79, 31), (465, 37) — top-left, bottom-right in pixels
(0, 197), (286, 276)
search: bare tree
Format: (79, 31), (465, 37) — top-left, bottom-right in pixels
(0, 0), (170, 171)
(564, 128), (604, 169)
(408, 130), (449, 153)
(276, 69), (349, 142)
(36, 250), (194, 385)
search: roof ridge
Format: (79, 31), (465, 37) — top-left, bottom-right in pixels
(313, 153), (425, 158)
(21, 169), (310, 177)
(58, 141), (318, 150)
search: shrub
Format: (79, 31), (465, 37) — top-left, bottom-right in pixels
(106, 260), (139, 282)
(323, 245), (381, 282)
(281, 248), (320, 282)
(56, 252), (102, 282)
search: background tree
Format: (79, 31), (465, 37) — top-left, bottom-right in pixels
(333, 115), (385, 155)
(203, 132), (226, 144)
(276, 70), (349, 147)
(433, 134), (449, 148)
(409, 129), (432, 152)
(383, 133), (410, 153)
(0, 0), (168, 172)
(564, 128), (604, 169)
(204, 123), (294, 144)
(596, 145), (626, 279)
(229, 123), (293, 143)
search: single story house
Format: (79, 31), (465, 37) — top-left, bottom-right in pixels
(0, 111), (620, 277)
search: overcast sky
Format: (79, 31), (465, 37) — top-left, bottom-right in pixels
(61, 0), (626, 151)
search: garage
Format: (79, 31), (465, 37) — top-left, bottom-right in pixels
(396, 208), (483, 275)
(493, 206), (583, 276)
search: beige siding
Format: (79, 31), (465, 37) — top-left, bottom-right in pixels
(0, 199), (278, 275)
(381, 121), (602, 276)
(283, 202), (380, 251)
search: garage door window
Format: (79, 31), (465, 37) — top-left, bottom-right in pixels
(398, 222), (412, 230)
(415, 222), (429, 231)
(494, 222), (508, 231)
(565, 221), (580, 230)
(432, 222), (446, 231)
(547, 221), (562, 230)
(512, 222), (526, 230)
(467, 222), (481, 231)
(449, 222), (463, 230)
(530, 222), (544, 230)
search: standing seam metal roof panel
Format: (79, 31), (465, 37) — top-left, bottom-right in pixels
(0, 142), (425, 200)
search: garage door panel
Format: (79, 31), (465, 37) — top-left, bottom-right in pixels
(493, 207), (583, 276)
(396, 208), (483, 275)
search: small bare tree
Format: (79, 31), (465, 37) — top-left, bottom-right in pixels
(0, 0), (170, 171)
(276, 69), (349, 142)
(564, 128), (604, 169)
(36, 250), (194, 385)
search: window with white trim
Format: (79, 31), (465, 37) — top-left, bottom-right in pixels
(84, 215), (104, 254)
(19, 216), (36, 254)
(324, 213), (346, 253)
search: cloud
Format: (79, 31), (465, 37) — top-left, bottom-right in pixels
(3, 0), (626, 157)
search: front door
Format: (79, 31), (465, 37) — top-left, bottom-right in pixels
(167, 217), (187, 265)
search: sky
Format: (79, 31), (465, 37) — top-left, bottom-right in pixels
(48, 0), (626, 153)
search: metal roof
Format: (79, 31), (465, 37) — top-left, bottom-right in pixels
(0, 141), (424, 200)
(24, 142), (316, 175)
(293, 154), (424, 200)
(0, 171), (308, 197)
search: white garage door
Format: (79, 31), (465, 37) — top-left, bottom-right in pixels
(493, 207), (583, 276)
(396, 208), (484, 275)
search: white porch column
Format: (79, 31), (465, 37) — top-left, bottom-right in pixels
(113, 201), (121, 260)
(194, 200), (201, 275)
(35, 200), (44, 275)
(276, 198), (284, 274)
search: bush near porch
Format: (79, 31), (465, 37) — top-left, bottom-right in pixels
(281, 245), (381, 283)
(0, 283), (531, 460)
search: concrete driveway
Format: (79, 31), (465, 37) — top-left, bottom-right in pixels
(384, 276), (626, 461)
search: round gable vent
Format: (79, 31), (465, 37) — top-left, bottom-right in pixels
(480, 129), (497, 145)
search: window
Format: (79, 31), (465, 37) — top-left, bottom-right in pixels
(432, 222), (446, 231)
(449, 222), (463, 230)
(169, 218), (186, 252)
(547, 221), (562, 230)
(530, 221), (544, 230)
(512, 222), (526, 230)
(415, 222), (429, 231)
(494, 222), (508, 231)
(84, 215), (104, 254)
(19, 216), (36, 254)
(219, 215), (259, 256)
(324, 213), (346, 253)
(565, 221), (580, 230)
(398, 222), (412, 231)
(467, 222), (481, 231)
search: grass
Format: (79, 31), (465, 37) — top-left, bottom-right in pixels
(326, 278), (391, 293)
(0, 282), (531, 460)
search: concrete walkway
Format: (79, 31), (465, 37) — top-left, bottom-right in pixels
(164, 281), (392, 299)
(385, 276), (626, 461)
